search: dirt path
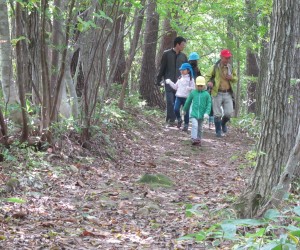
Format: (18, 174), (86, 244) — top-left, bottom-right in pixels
(0, 113), (254, 249)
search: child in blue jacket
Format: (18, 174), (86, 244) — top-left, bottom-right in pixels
(183, 76), (211, 146)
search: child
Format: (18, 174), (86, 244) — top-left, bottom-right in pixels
(183, 76), (211, 146)
(165, 63), (195, 131)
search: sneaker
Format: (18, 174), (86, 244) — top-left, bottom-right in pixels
(177, 120), (182, 128)
(209, 122), (214, 130)
(192, 139), (201, 146)
(182, 124), (188, 132)
(216, 132), (226, 138)
(192, 139), (199, 145)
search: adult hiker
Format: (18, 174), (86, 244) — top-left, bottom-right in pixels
(205, 49), (238, 137)
(156, 36), (188, 126)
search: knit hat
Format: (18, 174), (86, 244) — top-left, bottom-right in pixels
(220, 49), (232, 58)
(179, 63), (194, 79)
(188, 52), (200, 61)
(195, 76), (206, 86)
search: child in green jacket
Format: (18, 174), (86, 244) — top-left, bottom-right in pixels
(183, 76), (211, 146)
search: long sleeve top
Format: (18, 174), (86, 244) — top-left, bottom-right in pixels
(167, 74), (195, 98)
(156, 49), (188, 92)
(183, 89), (211, 119)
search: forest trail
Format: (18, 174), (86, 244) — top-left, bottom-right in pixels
(0, 111), (255, 249)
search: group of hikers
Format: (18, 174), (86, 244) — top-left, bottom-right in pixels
(156, 36), (238, 146)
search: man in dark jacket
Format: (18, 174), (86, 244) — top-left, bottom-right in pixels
(156, 36), (188, 126)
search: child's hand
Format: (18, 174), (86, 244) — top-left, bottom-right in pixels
(204, 114), (209, 119)
(165, 79), (172, 84)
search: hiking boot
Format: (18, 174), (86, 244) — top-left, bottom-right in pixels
(221, 116), (230, 133)
(182, 124), (188, 132)
(177, 119), (183, 128)
(221, 124), (227, 133)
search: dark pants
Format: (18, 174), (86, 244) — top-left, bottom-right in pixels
(165, 91), (176, 123)
(174, 97), (189, 125)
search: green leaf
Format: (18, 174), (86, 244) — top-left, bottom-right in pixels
(185, 204), (204, 217)
(222, 218), (267, 226)
(221, 223), (237, 240)
(4, 197), (26, 204)
(293, 206), (300, 216)
(264, 209), (281, 220)
(177, 233), (197, 241)
(194, 231), (206, 242)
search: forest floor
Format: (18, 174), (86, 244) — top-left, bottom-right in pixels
(0, 107), (256, 250)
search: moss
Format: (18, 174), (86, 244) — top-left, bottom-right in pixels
(138, 173), (174, 187)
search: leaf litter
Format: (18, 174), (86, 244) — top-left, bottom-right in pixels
(0, 110), (254, 249)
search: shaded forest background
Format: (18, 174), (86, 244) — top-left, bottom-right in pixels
(0, 0), (300, 219)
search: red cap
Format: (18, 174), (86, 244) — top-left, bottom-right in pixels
(220, 49), (232, 58)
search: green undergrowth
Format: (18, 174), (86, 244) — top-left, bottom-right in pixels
(231, 113), (260, 139)
(178, 195), (300, 249)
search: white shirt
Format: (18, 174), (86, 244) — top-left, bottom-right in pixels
(167, 74), (195, 98)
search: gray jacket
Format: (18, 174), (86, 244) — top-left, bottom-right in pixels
(156, 49), (188, 92)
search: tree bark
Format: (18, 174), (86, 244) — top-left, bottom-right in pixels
(0, 1), (19, 105)
(257, 125), (300, 217)
(139, 0), (165, 109)
(255, 16), (269, 117)
(235, 0), (300, 218)
(245, 0), (259, 113)
(118, 0), (145, 109)
(110, 9), (127, 84)
(15, 2), (29, 142)
(155, 18), (177, 69)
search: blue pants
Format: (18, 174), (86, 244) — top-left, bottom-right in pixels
(174, 97), (189, 125)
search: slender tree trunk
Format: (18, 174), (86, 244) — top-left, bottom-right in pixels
(234, 40), (241, 117)
(255, 16), (269, 117)
(110, 10), (127, 84)
(118, 0), (145, 109)
(235, 0), (300, 218)
(15, 2), (29, 142)
(140, 0), (165, 109)
(0, 1), (19, 105)
(246, 50), (259, 113)
(245, 0), (259, 113)
(155, 18), (177, 69)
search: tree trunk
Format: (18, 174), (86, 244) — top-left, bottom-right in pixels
(139, 0), (165, 109)
(245, 0), (259, 113)
(0, 1), (19, 105)
(118, 0), (145, 109)
(155, 18), (177, 69)
(110, 9), (127, 84)
(235, 0), (300, 218)
(255, 16), (269, 117)
(257, 125), (300, 217)
(234, 40), (241, 117)
(246, 50), (259, 113)
(15, 2), (29, 142)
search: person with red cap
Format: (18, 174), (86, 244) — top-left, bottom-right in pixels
(205, 49), (238, 137)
